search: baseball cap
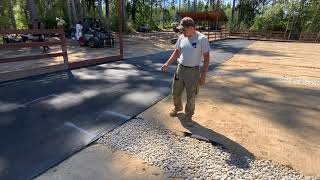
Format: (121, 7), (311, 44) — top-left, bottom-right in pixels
(177, 17), (195, 30)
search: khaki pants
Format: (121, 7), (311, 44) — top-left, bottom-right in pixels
(172, 64), (200, 118)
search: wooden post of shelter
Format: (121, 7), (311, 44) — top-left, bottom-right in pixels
(207, 21), (210, 41)
(176, 11), (228, 41)
(59, 28), (69, 66)
(299, 31), (302, 41)
(215, 15), (218, 31)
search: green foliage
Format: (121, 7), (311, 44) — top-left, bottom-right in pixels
(0, 0), (319, 34)
(0, 17), (12, 28)
(148, 20), (160, 31)
(251, 4), (286, 31)
(126, 21), (136, 33)
(238, 0), (258, 29)
(0, 1), (12, 28)
(302, 0), (320, 32)
(15, 1), (29, 29)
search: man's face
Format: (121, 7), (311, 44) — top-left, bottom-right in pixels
(180, 26), (194, 37)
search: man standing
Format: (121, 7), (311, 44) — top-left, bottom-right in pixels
(75, 21), (83, 41)
(161, 17), (210, 126)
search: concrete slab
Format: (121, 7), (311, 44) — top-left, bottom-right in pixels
(35, 144), (164, 180)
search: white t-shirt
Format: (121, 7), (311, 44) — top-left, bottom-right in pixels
(75, 24), (83, 40)
(175, 31), (210, 67)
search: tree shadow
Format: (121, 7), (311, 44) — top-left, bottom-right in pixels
(204, 68), (320, 142)
(177, 113), (254, 169)
(212, 40), (291, 58)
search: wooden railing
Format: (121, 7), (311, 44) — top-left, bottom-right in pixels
(229, 31), (320, 42)
(203, 30), (229, 41)
(0, 29), (68, 65)
(230, 31), (287, 40)
(299, 32), (320, 42)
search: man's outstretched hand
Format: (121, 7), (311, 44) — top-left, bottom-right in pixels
(198, 76), (206, 86)
(161, 63), (169, 72)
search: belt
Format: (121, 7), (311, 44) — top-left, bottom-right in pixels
(179, 64), (199, 68)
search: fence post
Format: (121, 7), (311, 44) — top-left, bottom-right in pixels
(59, 28), (69, 66)
(299, 31), (303, 41)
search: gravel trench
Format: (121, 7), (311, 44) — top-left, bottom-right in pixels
(98, 118), (319, 180)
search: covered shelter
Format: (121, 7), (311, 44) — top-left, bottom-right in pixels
(177, 11), (228, 30)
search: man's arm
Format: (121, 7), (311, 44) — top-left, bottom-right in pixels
(199, 52), (209, 86)
(161, 49), (180, 71)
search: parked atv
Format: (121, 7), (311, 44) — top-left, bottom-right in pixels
(78, 18), (114, 48)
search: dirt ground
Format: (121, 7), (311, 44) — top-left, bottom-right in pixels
(0, 31), (226, 74)
(0, 32), (177, 74)
(139, 41), (320, 176)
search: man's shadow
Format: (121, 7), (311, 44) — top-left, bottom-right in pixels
(177, 113), (255, 169)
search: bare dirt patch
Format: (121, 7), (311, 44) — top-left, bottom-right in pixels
(139, 41), (320, 176)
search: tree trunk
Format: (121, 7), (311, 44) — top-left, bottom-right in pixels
(122, 0), (126, 32)
(150, 0), (153, 20)
(83, 0), (87, 18)
(0, 1), (4, 17)
(67, 0), (73, 26)
(98, 0), (103, 17)
(70, 0), (77, 24)
(238, 0), (242, 29)
(105, 0), (110, 18)
(298, 0), (306, 31)
(210, 0), (215, 10)
(26, 0), (38, 28)
(193, 0), (197, 12)
(231, 0), (236, 23)
(132, 0), (136, 23)
(8, 0), (17, 29)
(74, 0), (83, 20)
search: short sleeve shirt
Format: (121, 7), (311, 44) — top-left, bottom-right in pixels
(175, 31), (210, 67)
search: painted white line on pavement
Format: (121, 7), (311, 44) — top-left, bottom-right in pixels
(64, 122), (95, 138)
(19, 94), (59, 108)
(103, 110), (131, 120)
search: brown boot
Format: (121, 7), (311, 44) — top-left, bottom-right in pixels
(169, 109), (179, 117)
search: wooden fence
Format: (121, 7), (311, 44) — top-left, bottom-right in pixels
(0, 29), (70, 82)
(229, 31), (320, 42)
(0, 28), (124, 82)
(0, 29), (68, 64)
(204, 30), (229, 41)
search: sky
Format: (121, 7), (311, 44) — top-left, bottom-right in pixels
(224, 0), (233, 5)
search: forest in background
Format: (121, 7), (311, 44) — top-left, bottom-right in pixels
(0, 0), (319, 34)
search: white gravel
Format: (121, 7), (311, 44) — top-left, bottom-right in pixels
(98, 118), (319, 180)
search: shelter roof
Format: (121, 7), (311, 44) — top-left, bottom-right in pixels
(177, 11), (228, 22)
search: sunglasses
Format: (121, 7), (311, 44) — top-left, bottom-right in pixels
(179, 28), (187, 33)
